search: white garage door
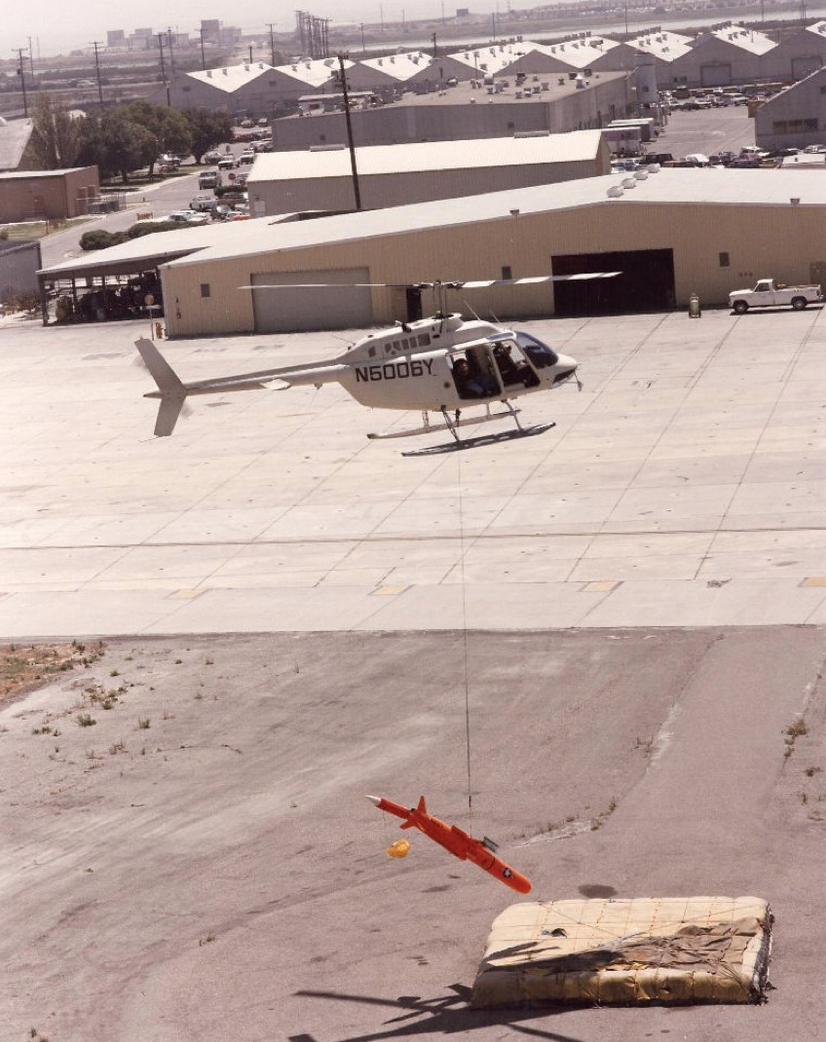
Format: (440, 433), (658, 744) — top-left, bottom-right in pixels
(700, 64), (732, 87)
(251, 268), (373, 332)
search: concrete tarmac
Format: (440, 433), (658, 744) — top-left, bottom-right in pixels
(1, 306), (825, 1041)
(1, 307), (824, 635)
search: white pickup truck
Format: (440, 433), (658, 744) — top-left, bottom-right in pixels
(729, 278), (823, 314)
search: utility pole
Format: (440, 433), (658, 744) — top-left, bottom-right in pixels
(337, 53), (361, 210)
(248, 44), (254, 63)
(197, 26), (206, 69)
(167, 28), (176, 77)
(91, 41), (104, 106)
(267, 23), (276, 66)
(157, 33), (170, 106)
(28, 35), (35, 84)
(13, 47), (29, 117)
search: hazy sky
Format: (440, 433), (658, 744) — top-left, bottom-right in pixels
(1, 1), (504, 59)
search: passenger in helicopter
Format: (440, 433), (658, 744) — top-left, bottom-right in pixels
(453, 357), (489, 398)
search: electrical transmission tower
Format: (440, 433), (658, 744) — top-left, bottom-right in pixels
(295, 10), (330, 59)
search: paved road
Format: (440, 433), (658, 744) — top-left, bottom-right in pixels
(39, 166), (209, 268)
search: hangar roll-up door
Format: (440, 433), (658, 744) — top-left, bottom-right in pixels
(251, 267), (372, 332)
(552, 249), (675, 316)
(700, 64), (732, 87)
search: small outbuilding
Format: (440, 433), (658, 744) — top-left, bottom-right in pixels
(0, 167), (100, 224)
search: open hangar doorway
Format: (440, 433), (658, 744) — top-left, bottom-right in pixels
(552, 249), (675, 316)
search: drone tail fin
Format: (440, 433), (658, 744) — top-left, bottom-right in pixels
(135, 338), (187, 437)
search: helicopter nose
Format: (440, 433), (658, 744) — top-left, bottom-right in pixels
(552, 354), (578, 386)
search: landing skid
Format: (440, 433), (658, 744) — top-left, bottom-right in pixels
(367, 403), (522, 441)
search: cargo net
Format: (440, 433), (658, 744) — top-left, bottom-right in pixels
(472, 896), (772, 1008)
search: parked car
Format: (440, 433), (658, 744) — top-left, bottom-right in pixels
(238, 151), (256, 165)
(166, 210), (210, 225)
(198, 170), (221, 189)
(203, 150), (223, 164)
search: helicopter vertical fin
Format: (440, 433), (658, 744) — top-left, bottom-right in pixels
(135, 338), (187, 437)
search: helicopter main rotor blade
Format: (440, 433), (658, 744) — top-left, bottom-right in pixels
(238, 272), (622, 291)
(239, 281), (414, 290)
(457, 272), (621, 288)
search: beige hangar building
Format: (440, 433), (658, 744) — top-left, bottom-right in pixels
(131, 167), (826, 335)
(247, 132), (610, 215)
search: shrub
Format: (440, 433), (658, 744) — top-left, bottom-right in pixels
(80, 229), (126, 251)
(126, 220), (188, 239)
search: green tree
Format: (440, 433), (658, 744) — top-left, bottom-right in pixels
(182, 108), (233, 163)
(78, 111), (156, 183)
(26, 93), (83, 169)
(120, 101), (193, 174)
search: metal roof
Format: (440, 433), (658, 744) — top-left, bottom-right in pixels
(707, 23), (776, 56)
(167, 167), (826, 269)
(0, 167), (89, 181)
(187, 57), (347, 94)
(40, 169), (826, 282)
(627, 29), (694, 62)
(359, 51), (436, 82)
(189, 62), (275, 94)
(37, 217), (293, 280)
(446, 41), (543, 74)
(247, 131), (604, 183)
(0, 118), (34, 171)
(534, 36), (625, 70)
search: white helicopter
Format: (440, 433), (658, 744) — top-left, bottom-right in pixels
(136, 274), (618, 442)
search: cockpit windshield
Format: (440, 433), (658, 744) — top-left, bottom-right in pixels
(514, 331), (559, 369)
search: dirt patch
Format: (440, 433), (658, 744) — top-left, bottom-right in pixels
(0, 641), (105, 703)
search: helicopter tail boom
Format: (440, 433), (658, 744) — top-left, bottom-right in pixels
(135, 338), (349, 437)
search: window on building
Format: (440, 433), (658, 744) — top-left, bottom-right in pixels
(200, 284), (211, 298)
(773, 118), (818, 134)
(502, 265), (512, 280)
(719, 252), (730, 268)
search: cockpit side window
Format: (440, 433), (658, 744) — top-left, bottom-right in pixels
(514, 331), (559, 369)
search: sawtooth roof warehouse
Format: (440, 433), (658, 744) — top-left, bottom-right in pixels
(39, 168), (826, 334)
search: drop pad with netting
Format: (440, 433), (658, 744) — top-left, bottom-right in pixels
(472, 896), (772, 1008)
